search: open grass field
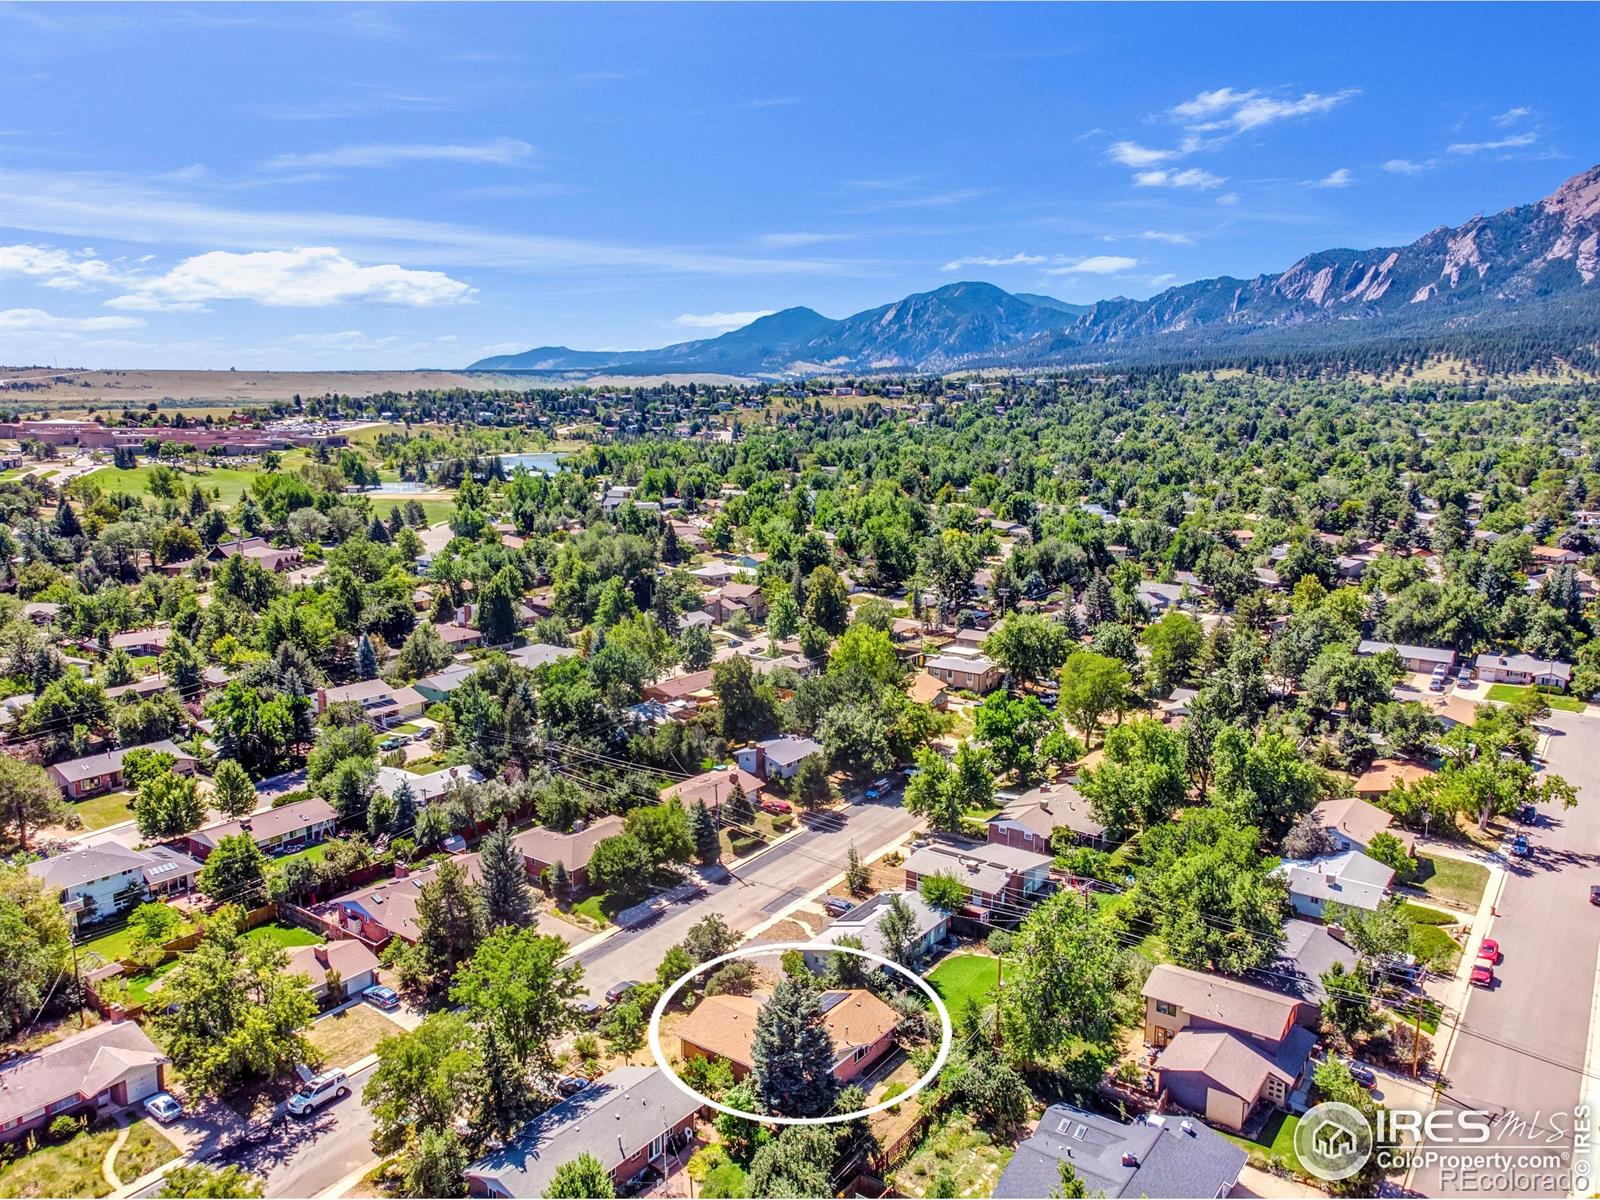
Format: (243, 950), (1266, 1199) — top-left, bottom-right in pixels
(241, 921), (323, 950)
(0, 369), (522, 406)
(81, 462), (264, 506)
(0, 1118), (178, 1198)
(1484, 683), (1586, 713)
(925, 954), (999, 1013)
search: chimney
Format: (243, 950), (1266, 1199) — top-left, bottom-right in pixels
(1121, 1153), (1139, 1168)
(393, 863), (409, 879)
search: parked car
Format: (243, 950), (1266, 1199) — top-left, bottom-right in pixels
(761, 798), (792, 815)
(1478, 938), (1500, 964)
(1457, 669), (1473, 688)
(555, 1075), (589, 1097)
(287, 1069), (350, 1116)
(865, 777), (893, 799)
(1515, 802), (1538, 824)
(1345, 1061), (1378, 1089)
(1510, 833), (1531, 858)
(823, 897), (854, 917)
(1470, 965), (1495, 989)
(576, 998), (602, 1019)
(1429, 664), (1449, 691)
(1590, 884), (1600, 907)
(605, 980), (640, 1005)
(441, 834), (467, 854)
(143, 1092), (183, 1123)
(379, 736), (403, 751)
(362, 984), (400, 1010)
(417, 726), (434, 741)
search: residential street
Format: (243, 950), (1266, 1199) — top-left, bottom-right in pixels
(572, 791), (920, 1001)
(1411, 707), (1600, 1196)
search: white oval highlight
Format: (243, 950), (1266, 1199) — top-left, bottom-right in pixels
(646, 939), (954, 1126)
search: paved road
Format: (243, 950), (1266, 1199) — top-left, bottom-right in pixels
(1412, 707), (1600, 1196)
(572, 792), (919, 1001)
(205, 1062), (379, 1199)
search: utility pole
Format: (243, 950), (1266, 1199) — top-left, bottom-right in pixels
(1411, 992), (1423, 1079)
(993, 953), (1004, 1050)
(63, 898), (85, 1027)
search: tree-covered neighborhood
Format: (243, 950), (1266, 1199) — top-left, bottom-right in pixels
(0, 340), (1595, 1199)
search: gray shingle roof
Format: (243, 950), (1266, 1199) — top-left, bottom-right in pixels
(466, 1067), (699, 1197)
(995, 1103), (1246, 1198)
(0, 1021), (167, 1127)
(28, 842), (152, 891)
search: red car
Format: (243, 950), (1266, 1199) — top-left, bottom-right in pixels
(761, 798), (792, 815)
(1478, 939), (1500, 964)
(1470, 964), (1495, 988)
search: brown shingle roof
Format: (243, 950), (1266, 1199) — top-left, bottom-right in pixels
(1142, 964), (1303, 1041)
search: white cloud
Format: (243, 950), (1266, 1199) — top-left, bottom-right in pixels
(1133, 168), (1226, 190)
(1216, 192), (1241, 206)
(3, 240), (469, 310)
(1134, 230), (1195, 246)
(1107, 140), (1182, 168)
(0, 308), (144, 332)
(1494, 106), (1533, 126)
(942, 252), (1048, 271)
(1171, 86), (1359, 132)
(671, 310), (775, 331)
(127, 247), (474, 308)
(1383, 158), (1431, 175)
(264, 138), (535, 171)
(1147, 273), (1180, 289)
(1447, 131), (1537, 155)
(0, 244), (120, 289)
(1043, 255), (1139, 276)
(279, 330), (404, 352)
(1312, 168), (1355, 188)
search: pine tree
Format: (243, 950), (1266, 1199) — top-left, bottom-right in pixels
(356, 635), (378, 681)
(51, 497), (81, 540)
(750, 975), (839, 1118)
(391, 781), (418, 838)
(475, 1023), (524, 1140)
(725, 784), (755, 827)
(477, 819), (534, 929)
(552, 861), (571, 900)
(1081, 574), (1115, 631)
(689, 798), (721, 865)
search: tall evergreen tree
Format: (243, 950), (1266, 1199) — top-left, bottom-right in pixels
(689, 798), (721, 865)
(477, 818), (534, 929)
(750, 976), (839, 1118)
(356, 635), (379, 681)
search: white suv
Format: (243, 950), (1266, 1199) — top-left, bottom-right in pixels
(287, 1069), (349, 1117)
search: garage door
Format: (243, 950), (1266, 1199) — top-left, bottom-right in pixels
(122, 1066), (161, 1105)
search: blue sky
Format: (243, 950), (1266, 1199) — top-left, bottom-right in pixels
(1, 2), (1594, 370)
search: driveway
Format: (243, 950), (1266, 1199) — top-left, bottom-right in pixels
(1409, 707), (1600, 1196)
(570, 793), (919, 1001)
(206, 1062), (380, 1199)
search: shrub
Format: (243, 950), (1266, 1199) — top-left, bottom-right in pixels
(47, 1114), (81, 1142)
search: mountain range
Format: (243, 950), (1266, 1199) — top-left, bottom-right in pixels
(469, 165), (1600, 377)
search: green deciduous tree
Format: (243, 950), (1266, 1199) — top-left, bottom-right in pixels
(1057, 651), (1133, 746)
(210, 759), (257, 819)
(451, 927), (584, 1074)
(543, 1154), (616, 1199)
(999, 890), (1125, 1062)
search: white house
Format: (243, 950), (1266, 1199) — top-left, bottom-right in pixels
(1471, 652), (1573, 690)
(1273, 851), (1394, 918)
(734, 735), (824, 781)
(27, 844), (157, 921)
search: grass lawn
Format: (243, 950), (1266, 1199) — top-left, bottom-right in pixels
(570, 892), (625, 926)
(80, 923), (144, 965)
(0, 1118), (177, 1198)
(125, 958), (181, 1008)
(1409, 855), (1490, 911)
(1398, 902), (1461, 971)
(69, 790), (137, 830)
(274, 842), (331, 867)
(81, 462), (265, 506)
(894, 1114), (1015, 1198)
(241, 921), (323, 949)
(925, 955), (1000, 1013)
(1484, 683), (1585, 713)
(406, 756), (455, 775)
(1224, 1110), (1306, 1178)
(307, 1003), (397, 1068)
